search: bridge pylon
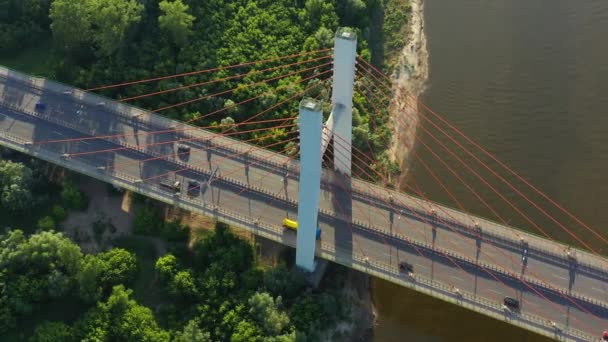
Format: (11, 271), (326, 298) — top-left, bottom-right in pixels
(296, 98), (323, 272)
(330, 27), (357, 176)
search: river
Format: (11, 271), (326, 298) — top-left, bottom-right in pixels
(373, 0), (608, 341)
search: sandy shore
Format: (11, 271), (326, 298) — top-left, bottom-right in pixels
(387, 0), (429, 180)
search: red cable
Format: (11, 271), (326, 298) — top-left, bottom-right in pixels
(119, 54), (332, 102)
(86, 48), (333, 91)
(355, 72), (507, 224)
(356, 56), (608, 251)
(34, 116), (296, 146)
(330, 134), (599, 333)
(155, 62), (332, 112)
(69, 123), (295, 159)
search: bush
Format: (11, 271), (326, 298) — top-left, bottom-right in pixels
(161, 220), (190, 242)
(37, 216), (56, 231)
(51, 205), (67, 221)
(133, 206), (161, 235)
(61, 182), (87, 211)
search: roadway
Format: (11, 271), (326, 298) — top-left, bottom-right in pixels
(1, 67), (607, 341)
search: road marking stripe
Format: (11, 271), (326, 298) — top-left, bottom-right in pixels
(451, 275), (464, 282)
(553, 274), (568, 280)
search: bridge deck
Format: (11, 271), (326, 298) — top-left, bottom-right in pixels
(1, 66), (606, 341)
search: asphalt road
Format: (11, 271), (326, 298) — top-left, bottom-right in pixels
(1, 69), (607, 339)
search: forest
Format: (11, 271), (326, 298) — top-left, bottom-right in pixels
(0, 0), (412, 340)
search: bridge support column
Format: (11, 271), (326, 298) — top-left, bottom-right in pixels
(331, 27), (357, 176)
(296, 98), (323, 272)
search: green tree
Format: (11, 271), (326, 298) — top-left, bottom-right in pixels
(61, 182), (87, 211)
(169, 270), (198, 299)
(91, 0), (144, 56)
(155, 254), (178, 283)
(49, 0), (92, 51)
(175, 319), (211, 342)
(98, 248), (137, 287)
(0, 160), (33, 211)
(75, 285), (170, 341)
(78, 254), (104, 303)
(248, 292), (289, 336)
(158, 0), (195, 46)
(29, 321), (74, 342)
(37, 216), (56, 231)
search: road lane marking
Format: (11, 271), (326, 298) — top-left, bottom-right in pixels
(451, 275), (464, 282)
(592, 287), (605, 293)
(415, 263), (429, 269)
(488, 289), (503, 295)
(553, 274), (568, 280)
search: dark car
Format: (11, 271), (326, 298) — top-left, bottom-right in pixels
(503, 297), (520, 311)
(398, 262), (413, 273)
(177, 144), (191, 153)
(187, 181), (200, 196)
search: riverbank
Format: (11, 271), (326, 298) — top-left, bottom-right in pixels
(387, 0), (429, 180)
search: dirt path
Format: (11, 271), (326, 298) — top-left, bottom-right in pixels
(63, 179), (135, 253)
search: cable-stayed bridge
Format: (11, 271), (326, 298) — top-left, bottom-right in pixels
(1, 29), (607, 341)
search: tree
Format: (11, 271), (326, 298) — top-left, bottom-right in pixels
(175, 319), (211, 342)
(29, 321), (74, 342)
(76, 285), (170, 341)
(37, 216), (56, 231)
(98, 248), (137, 287)
(0, 160), (33, 211)
(91, 0), (144, 56)
(158, 0), (195, 46)
(61, 182), (87, 211)
(78, 255), (104, 303)
(169, 270), (198, 299)
(49, 0), (92, 51)
(248, 292), (289, 336)
(155, 254), (178, 283)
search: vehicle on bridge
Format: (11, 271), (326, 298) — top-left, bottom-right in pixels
(602, 330), (608, 341)
(160, 180), (181, 195)
(282, 218), (321, 240)
(187, 180), (200, 197)
(398, 261), (414, 274)
(35, 102), (46, 112)
(503, 297), (520, 312)
(176, 144), (191, 161)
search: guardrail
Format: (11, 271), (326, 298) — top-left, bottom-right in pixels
(0, 128), (596, 342)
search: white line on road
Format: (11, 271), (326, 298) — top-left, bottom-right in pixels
(553, 274), (568, 281)
(451, 275), (464, 282)
(415, 263), (429, 269)
(592, 287), (605, 293)
(488, 289), (503, 295)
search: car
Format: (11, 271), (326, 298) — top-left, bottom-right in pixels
(602, 330), (608, 341)
(187, 181), (200, 196)
(503, 297), (520, 311)
(398, 262), (413, 273)
(177, 144), (191, 153)
(35, 102), (46, 112)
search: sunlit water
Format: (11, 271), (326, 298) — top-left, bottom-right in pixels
(373, 0), (608, 340)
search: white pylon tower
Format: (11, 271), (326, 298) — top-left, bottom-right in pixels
(294, 28), (357, 272)
(296, 98), (323, 272)
(331, 27), (357, 176)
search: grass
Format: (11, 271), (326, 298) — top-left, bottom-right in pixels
(112, 235), (165, 309)
(0, 39), (58, 77)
